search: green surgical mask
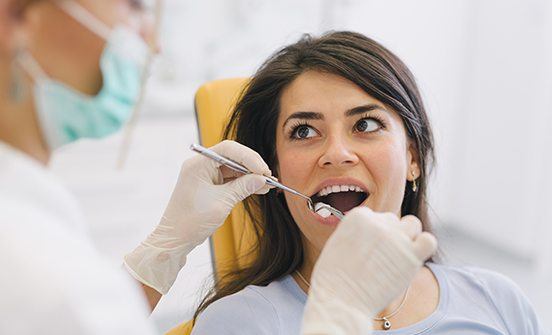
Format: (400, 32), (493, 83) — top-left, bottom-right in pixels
(18, 2), (150, 150)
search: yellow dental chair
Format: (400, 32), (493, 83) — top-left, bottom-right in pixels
(165, 78), (257, 335)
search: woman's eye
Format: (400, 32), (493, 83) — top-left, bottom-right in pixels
(292, 125), (317, 139)
(128, 0), (145, 10)
(355, 118), (381, 133)
(9, 0), (36, 18)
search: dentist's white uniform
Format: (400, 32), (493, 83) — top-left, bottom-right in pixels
(0, 142), (156, 334)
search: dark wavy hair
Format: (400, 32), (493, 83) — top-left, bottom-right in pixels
(194, 31), (435, 321)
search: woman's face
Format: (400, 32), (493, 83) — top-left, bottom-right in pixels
(275, 70), (419, 252)
(1, 0), (155, 95)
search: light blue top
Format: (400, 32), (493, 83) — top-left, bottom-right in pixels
(191, 263), (548, 334)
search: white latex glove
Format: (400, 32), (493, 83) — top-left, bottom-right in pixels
(124, 140), (272, 294)
(301, 207), (437, 335)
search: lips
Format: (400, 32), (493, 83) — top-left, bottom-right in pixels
(309, 178), (370, 215)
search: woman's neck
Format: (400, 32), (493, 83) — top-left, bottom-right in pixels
(0, 61), (50, 165)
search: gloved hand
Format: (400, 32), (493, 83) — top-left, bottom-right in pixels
(124, 140), (272, 294)
(301, 207), (437, 335)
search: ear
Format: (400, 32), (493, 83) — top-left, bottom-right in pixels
(0, 2), (30, 56)
(0, 7), (17, 56)
(406, 140), (421, 181)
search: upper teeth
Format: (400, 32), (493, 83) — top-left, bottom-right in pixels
(317, 185), (364, 197)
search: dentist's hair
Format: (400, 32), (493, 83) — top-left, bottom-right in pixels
(194, 31), (435, 321)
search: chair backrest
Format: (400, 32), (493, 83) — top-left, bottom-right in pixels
(194, 77), (259, 278)
(165, 78), (256, 335)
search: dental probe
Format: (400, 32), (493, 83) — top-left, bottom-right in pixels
(190, 144), (344, 219)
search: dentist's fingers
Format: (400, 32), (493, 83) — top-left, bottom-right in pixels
(210, 140), (272, 176)
(398, 215), (423, 240)
(223, 174), (269, 202)
(412, 232), (438, 262)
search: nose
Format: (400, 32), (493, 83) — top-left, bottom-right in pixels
(318, 135), (360, 168)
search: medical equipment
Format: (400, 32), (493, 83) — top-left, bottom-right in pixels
(190, 144), (344, 219)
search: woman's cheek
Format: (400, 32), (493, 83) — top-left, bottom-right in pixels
(278, 150), (311, 184)
(365, 143), (408, 213)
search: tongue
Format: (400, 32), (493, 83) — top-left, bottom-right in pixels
(325, 192), (364, 213)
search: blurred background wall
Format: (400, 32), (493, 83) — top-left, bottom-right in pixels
(50, 0), (552, 332)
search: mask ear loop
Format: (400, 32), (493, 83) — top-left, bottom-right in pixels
(55, 0), (111, 40)
(116, 0), (164, 169)
(15, 50), (49, 83)
(9, 37), (30, 103)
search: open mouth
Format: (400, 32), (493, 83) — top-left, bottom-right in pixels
(311, 184), (369, 214)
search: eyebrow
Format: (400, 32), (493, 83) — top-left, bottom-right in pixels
(282, 103), (387, 128)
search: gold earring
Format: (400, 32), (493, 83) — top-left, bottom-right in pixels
(411, 171), (418, 192)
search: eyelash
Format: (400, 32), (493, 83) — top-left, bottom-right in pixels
(355, 113), (387, 132)
(287, 121), (316, 141)
(288, 114), (387, 141)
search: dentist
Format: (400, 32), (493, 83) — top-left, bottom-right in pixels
(0, 1), (437, 334)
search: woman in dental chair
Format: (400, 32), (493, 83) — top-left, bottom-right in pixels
(191, 31), (545, 334)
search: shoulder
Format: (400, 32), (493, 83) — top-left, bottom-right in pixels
(192, 286), (280, 335)
(437, 263), (528, 303)
(431, 263), (544, 334)
(433, 262), (518, 289)
(192, 276), (305, 335)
